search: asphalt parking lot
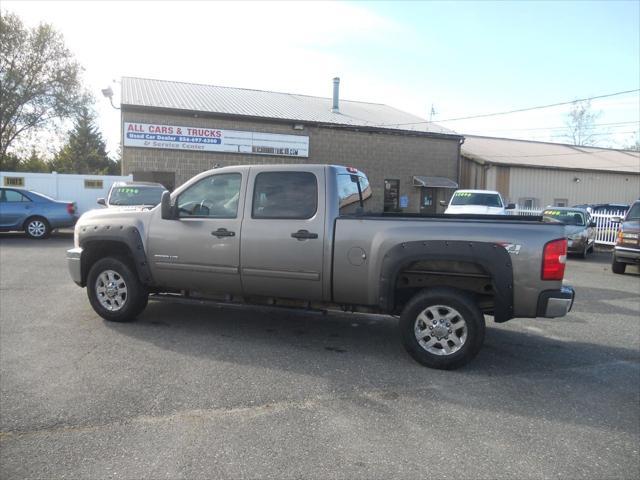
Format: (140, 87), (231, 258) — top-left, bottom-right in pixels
(1, 232), (639, 479)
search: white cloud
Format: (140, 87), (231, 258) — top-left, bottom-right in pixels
(4, 0), (402, 155)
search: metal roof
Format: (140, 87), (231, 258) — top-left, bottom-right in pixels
(412, 176), (459, 188)
(121, 77), (457, 136)
(462, 135), (640, 174)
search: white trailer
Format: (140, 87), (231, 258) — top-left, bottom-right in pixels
(1, 171), (133, 215)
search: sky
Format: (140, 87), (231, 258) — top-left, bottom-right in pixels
(4, 0), (640, 157)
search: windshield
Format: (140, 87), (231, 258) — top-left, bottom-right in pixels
(626, 202), (640, 220)
(108, 186), (165, 206)
(543, 209), (586, 226)
(450, 192), (503, 207)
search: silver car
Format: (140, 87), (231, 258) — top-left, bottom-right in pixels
(0, 187), (78, 239)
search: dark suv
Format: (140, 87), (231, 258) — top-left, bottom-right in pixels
(612, 200), (640, 274)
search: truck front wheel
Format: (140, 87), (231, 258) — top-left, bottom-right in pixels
(87, 257), (148, 322)
(399, 288), (485, 370)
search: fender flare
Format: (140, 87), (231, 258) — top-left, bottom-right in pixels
(379, 240), (514, 322)
(79, 224), (154, 286)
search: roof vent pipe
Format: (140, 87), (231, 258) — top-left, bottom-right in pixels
(332, 77), (340, 113)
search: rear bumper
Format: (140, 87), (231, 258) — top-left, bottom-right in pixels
(614, 246), (640, 264)
(537, 286), (575, 318)
(66, 247), (83, 286)
(567, 238), (587, 253)
(50, 215), (79, 229)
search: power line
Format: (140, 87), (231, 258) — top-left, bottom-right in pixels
(550, 131), (637, 138)
(466, 120), (640, 133)
(373, 88), (640, 128)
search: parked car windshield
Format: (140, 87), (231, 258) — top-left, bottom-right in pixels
(450, 192), (503, 207)
(109, 186), (165, 206)
(626, 202), (640, 220)
(543, 209), (586, 226)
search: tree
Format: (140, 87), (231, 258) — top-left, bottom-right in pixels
(562, 99), (603, 146)
(50, 107), (119, 174)
(19, 148), (49, 172)
(0, 11), (85, 159)
(0, 151), (20, 171)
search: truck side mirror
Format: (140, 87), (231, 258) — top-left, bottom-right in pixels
(506, 203), (516, 210)
(439, 200), (448, 207)
(97, 198), (106, 206)
(161, 191), (176, 220)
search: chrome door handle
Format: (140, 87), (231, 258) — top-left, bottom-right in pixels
(212, 228), (235, 238)
(291, 229), (318, 240)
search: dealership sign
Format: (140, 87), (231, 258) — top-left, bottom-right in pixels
(124, 122), (309, 158)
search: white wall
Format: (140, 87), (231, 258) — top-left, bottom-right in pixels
(485, 166), (640, 208)
(1, 172), (133, 214)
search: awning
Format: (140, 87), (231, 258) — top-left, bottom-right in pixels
(412, 176), (458, 188)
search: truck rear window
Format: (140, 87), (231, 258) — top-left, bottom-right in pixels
(337, 174), (372, 213)
(252, 172), (317, 219)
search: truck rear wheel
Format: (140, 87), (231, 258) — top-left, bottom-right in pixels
(87, 257), (148, 322)
(611, 256), (626, 274)
(399, 288), (485, 370)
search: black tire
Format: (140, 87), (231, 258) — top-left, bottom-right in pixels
(86, 256), (148, 322)
(24, 216), (51, 239)
(612, 256), (626, 275)
(580, 244), (588, 259)
(399, 288), (485, 370)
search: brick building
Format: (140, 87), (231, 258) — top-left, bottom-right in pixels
(120, 77), (463, 213)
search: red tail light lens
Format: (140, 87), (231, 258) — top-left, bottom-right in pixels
(542, 238), (567, 280)
(67, 203), (76, 215)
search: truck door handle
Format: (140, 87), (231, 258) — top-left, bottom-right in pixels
(212, 228), (235, 238)
(291, 229), (318, 240)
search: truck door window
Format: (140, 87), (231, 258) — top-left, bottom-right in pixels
(252, 172), (317, 219)
(177, 173), (241, 218)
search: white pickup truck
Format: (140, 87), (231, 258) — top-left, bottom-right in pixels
(443, 189), (516, 215)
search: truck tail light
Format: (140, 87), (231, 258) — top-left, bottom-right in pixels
(542, 238), (567, 280)
(67, 203), (76, 215)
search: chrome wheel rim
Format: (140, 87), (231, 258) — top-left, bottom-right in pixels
(27, 220), (46, 237)
(95, 270), (128, 311)
(414, 305), (467, 356)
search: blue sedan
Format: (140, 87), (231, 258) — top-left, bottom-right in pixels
(0, 188), (78, 239)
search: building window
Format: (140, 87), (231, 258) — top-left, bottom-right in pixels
(84, 179), (104, 189)
(3, 176), (24, 187)
(252, 171), (317, 219)
(384, 179), (400, 212)
(554, 198), (568, 207)
(519, 198), (537, 209)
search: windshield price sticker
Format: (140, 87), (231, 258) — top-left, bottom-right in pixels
(118, 188), (139, 194)
(455, 192), (472, 197)
(544, 210), (562, 216)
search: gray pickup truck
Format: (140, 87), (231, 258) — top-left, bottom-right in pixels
(67, 164), (574, 369)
